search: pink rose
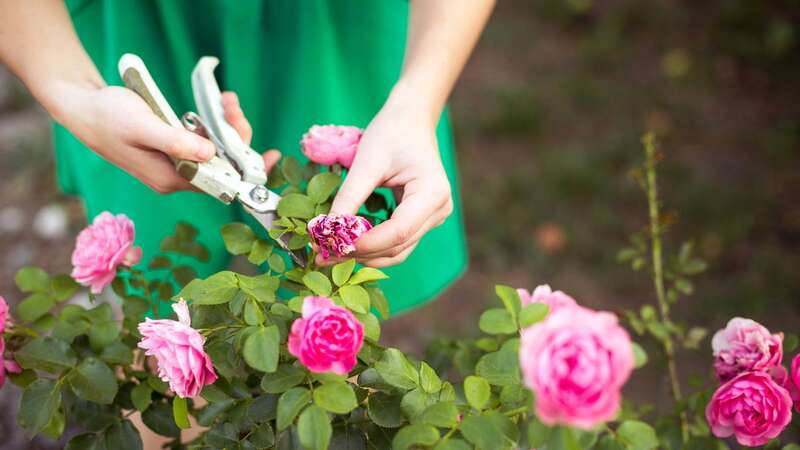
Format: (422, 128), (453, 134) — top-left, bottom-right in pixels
(517, 285), (578, 314)
(0, 337), (21, 388)
(711, 317), (783, 382)
(520, 306), (634, 429)
(301, 125), (363, 168)
(307, 214), (372, 260)
(792, 354), (800, 412)
(71, 212), (143, 294)
(288, 296), (364, 375)
(0, 296), (7, 333)
(706, 371), (793, 447)
(138, 300), (218, 398)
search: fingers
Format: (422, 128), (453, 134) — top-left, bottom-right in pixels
(262, 149), (282, 173)
(361, 241), (419, 268)
(122, 144), (198, 194)
(329, 158), (384, 216)
(222, 91), (253, 145)
(131, 116), (216, 162)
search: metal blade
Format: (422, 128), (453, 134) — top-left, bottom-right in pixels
(247, 209), (309, 267)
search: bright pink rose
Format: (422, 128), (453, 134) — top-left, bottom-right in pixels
(288, 296), (364, 375)
(792, 354), (800, 412)
(300, 125), (363, 168)
(307, 214), (372, 260)
(520, 306), (634, 429)
(711, 317), (783, 382)
(138, 300), (217, 398)
(0, 296), (7, 333)
(0, 338), (21, 388)
(706, 371), (793, 447)
(71, 212), (142, 294)
(517, 285), (578, 314)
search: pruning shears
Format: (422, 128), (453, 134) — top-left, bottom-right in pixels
(118, 54), (307, 266)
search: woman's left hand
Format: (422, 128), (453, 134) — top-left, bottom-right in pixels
(325, 94), (454, 267)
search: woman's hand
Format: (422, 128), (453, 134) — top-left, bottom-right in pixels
(326, 94), (454, 267)
(52, 84), (278, 194)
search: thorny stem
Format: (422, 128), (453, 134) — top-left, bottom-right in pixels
(643, 133), (688, 443)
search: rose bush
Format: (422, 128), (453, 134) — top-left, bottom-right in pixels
(1, 132), (798, 449)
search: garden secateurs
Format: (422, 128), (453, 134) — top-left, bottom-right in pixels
(118, 53), (307, 267)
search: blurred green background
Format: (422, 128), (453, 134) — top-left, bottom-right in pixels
(0, 0), (798, 446)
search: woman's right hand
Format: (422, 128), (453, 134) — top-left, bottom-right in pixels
(52, 84), (275, 194)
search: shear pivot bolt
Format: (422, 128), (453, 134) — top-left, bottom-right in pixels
(250, 185), (269, 203)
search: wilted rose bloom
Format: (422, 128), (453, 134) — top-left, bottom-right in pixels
(517, 285), (577, 314)
(706, 371), (793, 447)
(138, 300), (217, 398)
(71, 212), (143, 294)
(307, 214), (372, 260)
(520, 306), (634, 429)
(712, 317), (783, 382)
(301, 125), (363, 168)
(288, 296), (364, 375)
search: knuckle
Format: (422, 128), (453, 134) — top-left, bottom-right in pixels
(392, 226), (413, 246)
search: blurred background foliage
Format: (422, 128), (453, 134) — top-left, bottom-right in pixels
(0, 0), (798, 445)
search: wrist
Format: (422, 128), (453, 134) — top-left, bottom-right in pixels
(39, 77), (105, 127)
(384, 76), (444, 127)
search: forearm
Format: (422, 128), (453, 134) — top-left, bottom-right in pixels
(0, 0), (105, 123)
(390, 0), (495, 125)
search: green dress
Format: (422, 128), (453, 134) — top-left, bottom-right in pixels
(58, 0), (467, 314)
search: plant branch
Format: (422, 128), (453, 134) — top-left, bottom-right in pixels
(643, 133), (688, 443)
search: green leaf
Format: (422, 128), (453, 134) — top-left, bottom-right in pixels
(418, 401), (458, 428)
(281, 155), (303, 185)
(18, 379), (61, 435)
(16, 293), (55, 322)
(632, 342), (648, 368)
(464, 375), (491, 410)
(250, 423), (276, 449)
(460, 413), (518, 449)
(248, 239), (273, 265)
(475, 348), (521, 386)
(278, 193), (316, 219)
(102, 419), (143, 450)
(298, 405), (332, 450)
(392, 424), (440, 450)
(88, 320), (120, 351)
(244, 300), (265, 325)
(519, 303), (550, 328)
(357, 312), (381, 342)
(131, 383), (153, 412)
(419, 362), (442, 394)
(16, 336), (77, 373)
(332, 259), (356, 286)
(178, 271), (239, 305)
(527, 418), (552, 447)
(261, 364), (306, 393)
(172, 397), (191, 429)
(50, 275), (80, 301)
(308, 171), (341, 204)
(479, 308), (517, 335)
(141, 401), (181, 437)
(546, 426), (581, 450)
(303, 271), (332, 296)
(616, 420), (659, 450)
(243, 325), (280, 372)
(68, 357), (118, 404)
(237, 273), (278, 303)
(15, 266), (50, 293)
(348, 267), (389, 285)
(65, 433), (101, 450)
(340, 284), (370, 314)
(368, 392), (404, 428)
(368, 287), (390, 320)
(400, 388), (437, 419)
(171, 265), (197, 287)
(268, 253), (286, 273)
(277, 387), (311, 431)
(221, 222), (257, 255)
(433, 438), (472, 450)
(375, 348), (420, 390)
(495, 284), (521, 317)
(313, 381), (358, 414)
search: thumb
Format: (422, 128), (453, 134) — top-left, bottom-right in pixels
(330, 161), (383, 215)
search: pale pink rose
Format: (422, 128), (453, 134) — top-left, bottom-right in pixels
(300, 125), (363, 168)
(71, 212), (142, 294)
(520, 306), (634, 429)
(0, 296), (7, 333)
(711, 317), (783, 382)
(517, 285), (578, 314)
(706, 371), (793, 447)
(288, 296), (364, 375)
(307, 214), (372, 260)
(138, 300), (217, 398)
